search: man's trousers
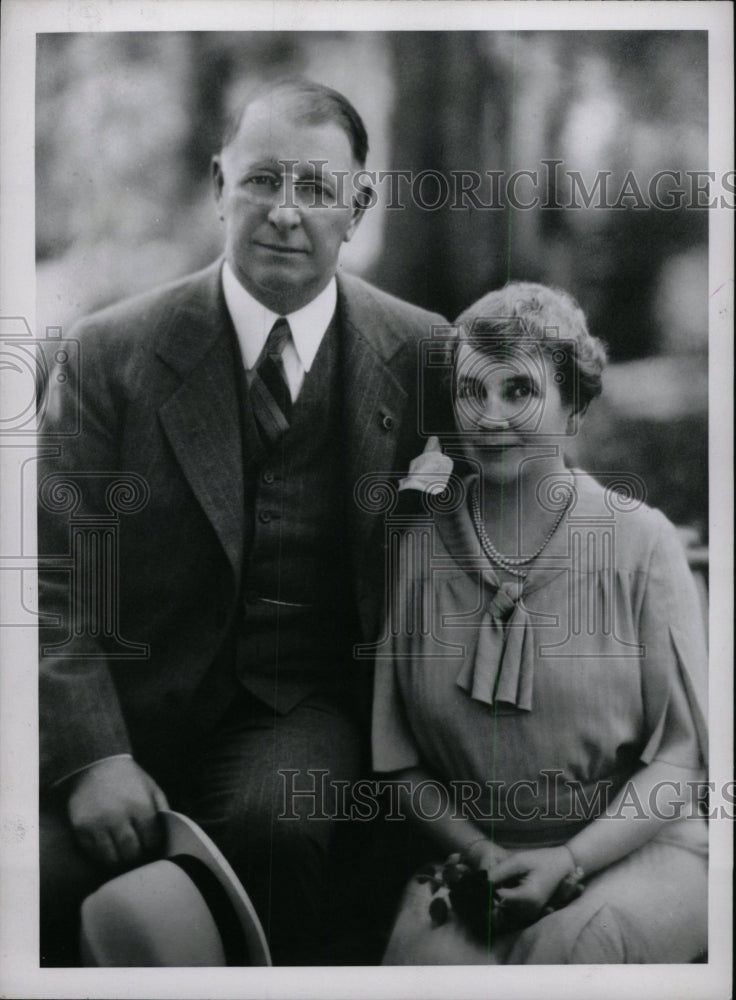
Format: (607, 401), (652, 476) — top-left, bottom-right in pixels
(40, 690), (363, 966)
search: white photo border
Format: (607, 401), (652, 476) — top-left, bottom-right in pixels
(1, 2), (732, 998)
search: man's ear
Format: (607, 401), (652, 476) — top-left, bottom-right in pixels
(342, 181), (373, 243)
(212, 156), (225, 220)
(342, 200), (365, 244)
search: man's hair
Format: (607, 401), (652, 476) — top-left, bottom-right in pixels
(221, 78), (369, 167)
(454, 282), (608, 411)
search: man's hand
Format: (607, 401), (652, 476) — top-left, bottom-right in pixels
(67, 757), (169, 869)
(488, 847), (573, 925)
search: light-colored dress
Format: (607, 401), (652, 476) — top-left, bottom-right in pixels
(372, 470), (708, 963)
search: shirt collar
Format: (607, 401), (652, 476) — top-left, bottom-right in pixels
(222, 260), (337, 372)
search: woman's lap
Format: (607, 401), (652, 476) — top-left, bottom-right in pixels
(382, 833), (707, 965)
(504, 835), (707, 963)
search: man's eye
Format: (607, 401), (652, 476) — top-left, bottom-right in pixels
(293, 180), (319, 196)
(246, 175), (280, 188)
(294, 180), (334, 202)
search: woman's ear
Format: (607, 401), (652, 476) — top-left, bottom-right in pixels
(567, 402), (589, 434)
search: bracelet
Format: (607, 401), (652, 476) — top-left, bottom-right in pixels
(542, 844), (586, 914)
(560, 843), (585, 886)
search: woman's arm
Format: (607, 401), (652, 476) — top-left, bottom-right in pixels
(564, 759), (702, 874)
(489, 759), (703, 918)
(390, 765), (509, 866)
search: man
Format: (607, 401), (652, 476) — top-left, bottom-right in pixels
(39, 80), (448, 965)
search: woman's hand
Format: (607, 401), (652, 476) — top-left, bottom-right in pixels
(462, 836), (510, 873)
(488, 847), (573, 925)
(399, 436), (453, 494)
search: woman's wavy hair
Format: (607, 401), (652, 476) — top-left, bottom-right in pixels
(454, 282), (608, 414)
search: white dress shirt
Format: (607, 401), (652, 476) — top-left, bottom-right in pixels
(222, 260), (337, 403)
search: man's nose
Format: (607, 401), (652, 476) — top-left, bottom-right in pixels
(267, 199), (301, 231)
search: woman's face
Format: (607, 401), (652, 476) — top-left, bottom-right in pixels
(453, 341), (576, 479)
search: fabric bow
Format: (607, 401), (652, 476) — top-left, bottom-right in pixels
(455, 580), (534, 711)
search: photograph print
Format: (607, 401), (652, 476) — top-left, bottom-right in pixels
(0, 3), (732, 998)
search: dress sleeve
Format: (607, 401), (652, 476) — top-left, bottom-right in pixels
(637, 513), (708, 769)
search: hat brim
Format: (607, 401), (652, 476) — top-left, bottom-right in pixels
(162, 810), (272, 966)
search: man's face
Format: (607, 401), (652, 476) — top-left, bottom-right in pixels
(212, 98), (363, 314)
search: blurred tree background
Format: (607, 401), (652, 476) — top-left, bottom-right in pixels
(36, 31), (709, 535)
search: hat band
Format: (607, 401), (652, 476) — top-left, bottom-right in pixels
(168, 854), (253, 965)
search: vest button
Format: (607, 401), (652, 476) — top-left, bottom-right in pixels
(381, 414), (394, 431)
(258, 510), (272, 523)
(263, 470), (275, 485)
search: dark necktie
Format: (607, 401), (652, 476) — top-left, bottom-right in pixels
(250, 317), (293, 445)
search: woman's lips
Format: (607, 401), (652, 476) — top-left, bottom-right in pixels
(472, 439), (523, 449)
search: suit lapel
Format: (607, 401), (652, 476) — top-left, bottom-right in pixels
(153, 266), (414, 581)
(338, 274), (410, 561)
(155, 262), (246, 580)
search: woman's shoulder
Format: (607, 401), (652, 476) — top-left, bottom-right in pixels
(567, 469), (675, 565)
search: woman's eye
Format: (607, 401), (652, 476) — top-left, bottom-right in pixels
(505, 381), (534, 401)
(457, 381), (484, 402)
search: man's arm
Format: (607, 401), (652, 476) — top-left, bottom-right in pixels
(39, 320), (165, 866)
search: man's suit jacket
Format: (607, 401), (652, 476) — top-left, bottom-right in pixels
(38, 259), (448, 788)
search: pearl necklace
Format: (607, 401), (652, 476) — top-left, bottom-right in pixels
(470, 478), (572, 579)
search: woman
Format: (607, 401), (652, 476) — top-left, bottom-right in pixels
(373, 282), (708, 964)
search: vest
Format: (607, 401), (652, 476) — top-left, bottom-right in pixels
(234, 313), (358, 713)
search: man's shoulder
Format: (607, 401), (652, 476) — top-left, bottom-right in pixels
(337, 271), (447, 340)
(69, 260), (222, 349)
